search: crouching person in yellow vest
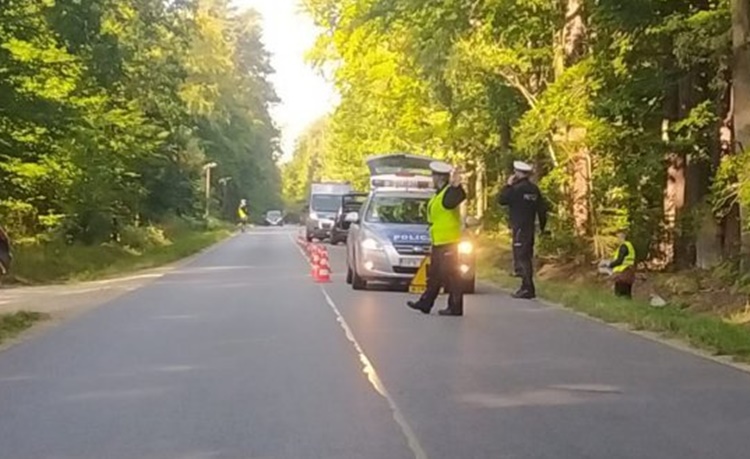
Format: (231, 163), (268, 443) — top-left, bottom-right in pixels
(407, 161), (467, 317)
(608, 230), (636, 298)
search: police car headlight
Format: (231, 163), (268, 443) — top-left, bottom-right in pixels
(309, 212), (318, 220)
(361, 238), (383, 251)
(458, 241), (474, 255)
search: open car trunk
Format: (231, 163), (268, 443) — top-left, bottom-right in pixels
(365, 153), (434, 177)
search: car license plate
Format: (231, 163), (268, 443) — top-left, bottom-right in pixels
(400, 258), (422, 268)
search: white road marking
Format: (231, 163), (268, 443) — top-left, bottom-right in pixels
(320, 287), (428, 459)
(287, 232), (427, 459)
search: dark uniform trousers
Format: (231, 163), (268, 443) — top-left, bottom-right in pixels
(613, 266), (635, 298)
(417, 243), (463, 314)
(512, 227), (535, 295)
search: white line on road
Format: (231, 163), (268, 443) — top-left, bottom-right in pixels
(287, 232), (427, 459)
(320, 287), (428, 459)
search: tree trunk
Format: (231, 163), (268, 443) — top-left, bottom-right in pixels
(733, 0), (750, 153)
(475, 158), (486, 219)
(561, 0), (590, 237)
(662, 149), (686, 268)
(716, 70), (742, 262)
(563, 0), (586, 67)
(659, 69), (684, 268)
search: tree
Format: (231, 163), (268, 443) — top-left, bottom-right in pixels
(300, 0), (744, 270)
(0, 0), (282, 241)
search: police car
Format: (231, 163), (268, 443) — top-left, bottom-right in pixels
(344, 153), (476, 292)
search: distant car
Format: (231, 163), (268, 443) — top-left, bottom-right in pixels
(264, 210), (284, 226)
(330, 193), (368, 245)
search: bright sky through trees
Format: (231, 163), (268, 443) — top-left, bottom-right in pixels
(237, 0), (338, 161)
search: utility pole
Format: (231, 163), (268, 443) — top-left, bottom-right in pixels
(203, 162), (218, 219)
(219, 176), (232, 218)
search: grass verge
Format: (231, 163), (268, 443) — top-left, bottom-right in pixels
(9, 225), (232, 285)
(0, 311), (47, 345)
(478, 237), (750, 364)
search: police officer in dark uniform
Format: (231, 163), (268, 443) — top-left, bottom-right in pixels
(498, 161), (548, 299)
(407, 161), (467, 316)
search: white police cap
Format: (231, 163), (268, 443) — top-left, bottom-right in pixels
(513, 161), (533, 173)
(429, 161), (453, 175)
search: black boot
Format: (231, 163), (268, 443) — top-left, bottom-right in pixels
(437, 308), (462, 317)
(512, 290), (535, 300)
(407, 301), (431, 314)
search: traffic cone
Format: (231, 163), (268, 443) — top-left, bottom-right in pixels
(310, 244), (321, 277)
(315, 246), (331, 283)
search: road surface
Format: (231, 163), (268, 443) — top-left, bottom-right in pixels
(1, 227), (750, 459)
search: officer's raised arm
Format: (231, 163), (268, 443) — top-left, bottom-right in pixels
(497, 179), (515, 206)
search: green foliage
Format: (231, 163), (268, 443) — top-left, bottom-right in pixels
(0, 311), (46, 345)
(297, 0), (741, 269)
(10, 220), (230, 284)
(0, 0), (281, 243)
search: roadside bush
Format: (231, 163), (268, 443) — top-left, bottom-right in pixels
(119, 225), (171, 251)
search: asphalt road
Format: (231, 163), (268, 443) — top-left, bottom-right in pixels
(1, 227), (750, 459)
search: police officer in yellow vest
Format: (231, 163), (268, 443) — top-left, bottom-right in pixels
(608, 229), (636, 298)
(407, 161), (467, 316)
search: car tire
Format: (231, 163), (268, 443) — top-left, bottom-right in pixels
(351, 262), (367, 290)
(464, 276), (476, 294)
(346, 266), (353, 285)
(306, 232), (313, 242)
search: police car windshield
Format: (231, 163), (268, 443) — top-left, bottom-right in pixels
(311, 194), (342, 212)
(365, 195), (429, 224)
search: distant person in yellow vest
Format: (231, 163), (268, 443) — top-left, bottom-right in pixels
(237, 199), (249, 229)
(608, 230), (636, 298)
(407, 161), (467, 317)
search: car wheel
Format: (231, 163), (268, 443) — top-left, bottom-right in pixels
(346, 266), (353, 285)
(306, 232), (313, 242)
(463, 276), (476, 294)
(351, 261), (367, 290)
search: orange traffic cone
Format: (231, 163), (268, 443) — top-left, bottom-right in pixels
(315, 246), (331, 283)
(311, 245), (321, 277)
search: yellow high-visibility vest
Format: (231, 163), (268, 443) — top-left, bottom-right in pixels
(612, 241), (635, 273)
(427, 187), (462, 246)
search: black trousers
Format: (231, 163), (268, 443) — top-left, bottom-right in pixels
(512, 228), (535, 295)
(416, 244), (463, 313)
(614, 282), (632, 298)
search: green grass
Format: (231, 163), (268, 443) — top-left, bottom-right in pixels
(0, 311), (47, 344)
(479, 247), (750, 363)
(8, 226), (232, 285)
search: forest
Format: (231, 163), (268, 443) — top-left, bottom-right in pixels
(284, 0), (750, 280)
(1, 0), (282, 248)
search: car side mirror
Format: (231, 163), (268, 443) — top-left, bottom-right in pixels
(465, 216), (480, 228)
(344, 212), (359, 223)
